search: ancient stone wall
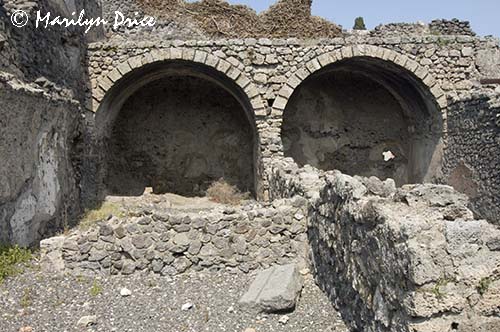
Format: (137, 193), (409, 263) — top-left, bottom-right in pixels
(429, 19), (476, 37)
(40, 198), (309, 276)
(39, 153), (500, 330)
(280, 62), (441, 186)
(445, 92), (500, 221)
(370, 23), (429, 37)
(269, 158), (500, 332)
(0, 73), (82, 246)
(370, 19), (475, 38)
(87, 34), (500, 222)
(2, 0), (499, 245)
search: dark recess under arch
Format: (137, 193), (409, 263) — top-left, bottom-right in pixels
(281, 56), (443, 185)
(94, 60), (259, 197)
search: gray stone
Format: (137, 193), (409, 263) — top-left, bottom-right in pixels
(121, 260), (136, 275)
(114, 225), (126, 239)
(152, 259), (164, 273)
(88, 248), (108, 262)
(173, 257), (192, 273)
(239, 264), (303, 313)
(188, 240), (202, 255)
(40, 236), (65, 273)
(132, 234), (152, 249)
(99, 224), (114, 237)
(173, 233), (190, 246)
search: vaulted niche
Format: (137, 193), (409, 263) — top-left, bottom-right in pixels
(96, 61), (258, 197)
(281, 57), (443, 185)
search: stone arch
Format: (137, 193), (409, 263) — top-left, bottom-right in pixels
(276, 45), (446, 185)
(91, 48), (266, 199)
(92, 48), (266, 116)
(274, 45), (446, 114)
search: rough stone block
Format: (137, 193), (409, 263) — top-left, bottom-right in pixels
(116, 62), (132, 76)
(239, 264), (303, 313)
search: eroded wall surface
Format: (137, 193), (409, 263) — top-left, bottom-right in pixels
(0, 0), (90, 245)
(0, 74), (81, 246)
(0, 0), (98, 101)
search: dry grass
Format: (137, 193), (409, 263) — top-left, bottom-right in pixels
(78, 201), (125, 230)
(206, 178), (250, 205)
(136, 0), (342, 38)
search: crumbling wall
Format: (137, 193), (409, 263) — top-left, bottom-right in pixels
(429, 19), (476, 36)
(370, 19), (476, 38)
(88, 34), (499, 207)
(444, 93), (500, 223)
(370, 22), (429, 37)
(269, 158), (500, 332)
(0, 73), (82, 246)
(0, 0), (93, 245)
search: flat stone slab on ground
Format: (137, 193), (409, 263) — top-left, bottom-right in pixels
(239, 264), (303, 313)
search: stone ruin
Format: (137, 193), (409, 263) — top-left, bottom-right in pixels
(1, 0), (500, 331)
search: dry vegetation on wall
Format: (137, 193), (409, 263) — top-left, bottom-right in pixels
(137, 0), (342, 38)
(206, 178), (250, 205)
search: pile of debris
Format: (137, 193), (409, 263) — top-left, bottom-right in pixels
(137, 0), (342, 38)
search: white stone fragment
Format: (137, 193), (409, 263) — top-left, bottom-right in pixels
(383, 150), (396, 162)
(120, 288), (132, 297)
(181, 302), (194, 311)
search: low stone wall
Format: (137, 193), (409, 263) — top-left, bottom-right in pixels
(430, 19), (476, 36)
(41, 199), (309, 276)
(370, 23), (429, 37)
(0, 72), (82, 246)
(269, 158), (500, 332)
(369, 19), (476, 38)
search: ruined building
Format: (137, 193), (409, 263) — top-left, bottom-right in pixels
(1, 0), (500, 331)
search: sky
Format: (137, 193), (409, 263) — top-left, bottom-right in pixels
(224, 0), (500, 37)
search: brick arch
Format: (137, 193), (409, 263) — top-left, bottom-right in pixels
(272, 45), (447, 117)
(91, 47), (266, 116)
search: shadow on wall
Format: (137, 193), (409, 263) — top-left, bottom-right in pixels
(282, 56), (444, 186)
(93, 60), (259, 199)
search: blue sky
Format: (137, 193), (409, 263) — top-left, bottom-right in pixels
(224, 0), (500, 37)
